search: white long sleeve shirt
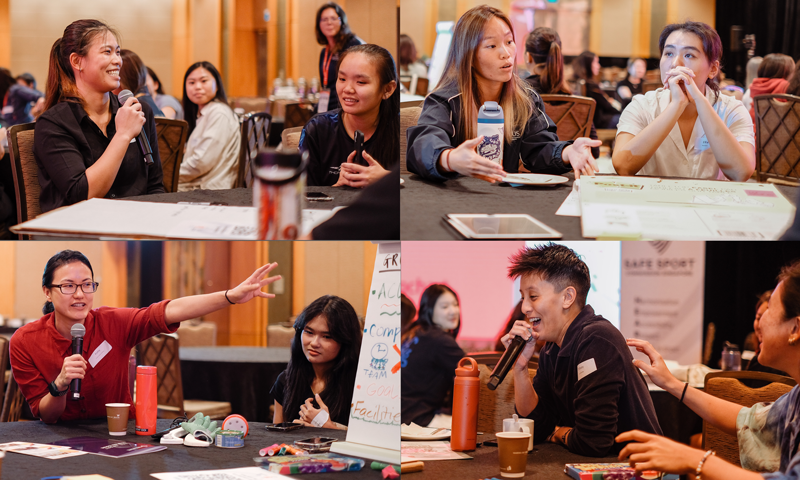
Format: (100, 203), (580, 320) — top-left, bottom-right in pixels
(178, 100), (241, 191)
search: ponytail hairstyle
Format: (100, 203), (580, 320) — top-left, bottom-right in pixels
(338, 44), (399, 169)
(182, 61), (229, 137)
(658, 21), (722, 103)
(314, 2), (356, 54)
(435, 5), (534, 144)
(42, 250), (94, 315)
(525, 27), (571, 95)
(283, 295), (362, 426)
(44, 19), (121, 112)
(119, 49), (147, 95)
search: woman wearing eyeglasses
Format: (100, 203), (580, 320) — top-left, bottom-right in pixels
(9, 250), (281, 424)
(315, 2), (363, 112)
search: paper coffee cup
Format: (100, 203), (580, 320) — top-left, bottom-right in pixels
(106, 403), (131, 436)
(496, 431), (530, 478)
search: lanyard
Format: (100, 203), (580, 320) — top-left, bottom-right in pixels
(322, 48), (333, 87)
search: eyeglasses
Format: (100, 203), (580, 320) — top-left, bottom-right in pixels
(48, 282), (99, 294)
(320, 16), (340, 24)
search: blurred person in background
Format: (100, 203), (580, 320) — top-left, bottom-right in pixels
(2, 73), (45, 125)
(616, 58), (647, 110)
(113, 49), (163, 117)
(573, 51), (621, 129)
(399, 34), (428, 79)
(315, 2), (364, 113)
(145, 67), (183, 120)
(740, 56), (763, 111)
(747, 53), (794, 124)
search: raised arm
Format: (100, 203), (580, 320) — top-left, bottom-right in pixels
(627, 338), (742, 435)
(164, 263), (281, 325)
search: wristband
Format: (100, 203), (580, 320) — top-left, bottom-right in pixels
(442, 149), (453, 172)
(48, 380), (69, 397)
(224, 290), (235, 305)
(679, 382), (689, 403)
(310, 410), (330, 428)
(696, 450), (715, 479)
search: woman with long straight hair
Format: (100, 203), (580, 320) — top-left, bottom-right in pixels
(401, 284), (465, 427)
(300, 44), (399, 187)
(315, 2), (364, 112)
(34, 19), (164, 213)
(524, 27), (599, 159)
(572, 51), (621, 129)
(114, 49), (162, 117)
(178, 61), (240, 191)
(406, 5), (599, 183)
(612, 21), (755, 181)
(271, 295), (362, 429)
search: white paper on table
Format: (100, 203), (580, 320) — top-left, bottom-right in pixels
(555, 179), (581, 216)
(400, 441), (472, 462)
(151, 466), (292, 480)
(302, 207), (345, 235)
(0, 441), (87, 459)
(579, 177), (796, 239)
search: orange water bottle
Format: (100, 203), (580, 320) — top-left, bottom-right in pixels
(450, 357), (480, 451)
(135, 366), (158, 435)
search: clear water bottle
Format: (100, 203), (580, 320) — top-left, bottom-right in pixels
(272, 77), (283, 96)
(477, 101), (504, 166)
(721, 342), (741, 371)
(298, 77), (306, 98)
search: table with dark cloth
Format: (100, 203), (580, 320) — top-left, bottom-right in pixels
(406, 433), (620, 479)
(0, 419), (375, 480)
(401, 173), (799, 240)
(179, 347), (290, 423)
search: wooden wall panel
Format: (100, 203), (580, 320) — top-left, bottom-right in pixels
(101, 242), (128, 310)
(201, 242), (232, 345)
(0, 0), (10, 68)
(0, 243), (16, 318)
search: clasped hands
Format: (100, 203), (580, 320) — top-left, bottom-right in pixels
(333, 150), (389, 188)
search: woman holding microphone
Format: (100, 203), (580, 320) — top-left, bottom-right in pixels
(9, 250), (281, 424)
(34, 19), (164, 213)
(406, 5), (599, 183)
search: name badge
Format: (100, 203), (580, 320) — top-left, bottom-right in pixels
(88, 340), (113, 368)
(317, 90), (330, 113)
(577, 358), (597, 381)
(698, 136), (710, 151)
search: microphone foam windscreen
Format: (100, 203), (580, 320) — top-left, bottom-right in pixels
(70, 323), (86, 338)
(117, 89), (134, 104)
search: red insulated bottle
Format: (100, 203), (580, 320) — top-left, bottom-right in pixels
(135, 366), (158, 435)
(450, 357), (480, 451)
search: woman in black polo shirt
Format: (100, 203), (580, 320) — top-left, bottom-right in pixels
(315, 2), (363, 113)
(34, 19), (164, 213)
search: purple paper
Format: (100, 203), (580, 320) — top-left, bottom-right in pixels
(51, 436), (166, 458)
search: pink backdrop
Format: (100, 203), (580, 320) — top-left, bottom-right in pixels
(401, 241), (526, 345)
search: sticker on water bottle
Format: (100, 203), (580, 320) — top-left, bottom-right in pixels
(478, 130), (503, 162)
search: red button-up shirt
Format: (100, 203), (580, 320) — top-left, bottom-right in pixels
(9, 300), (177, 421)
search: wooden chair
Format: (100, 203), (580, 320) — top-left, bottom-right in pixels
(753, 94), (800, 184)
(137, 333), (231, 420)
(476, 363), (537, 435)
(0, 337), (8, 404)
(702, 322), (716, 366)
(284, 103), (316, 129)
(177, 321), (218, 347)
(267, 324), (295, 347)
(702, 371), (796, 466)
(7, 122), (39, 238)
(1, 369), (26, 422)
(237, 112), (272, 188)
(154, 118), (189, 193)
(539, 95), (596, 141)
(400, 106), (422, 175)
(228, 96), (269, 114)
(280, 126), (305, 153)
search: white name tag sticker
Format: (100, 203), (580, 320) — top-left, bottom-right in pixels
(130, 137), (137, 144)
(577, 358), (597, 381)
(88, 340), (113, 368)
(317, 90), (330, 113)
(698, 136), (710, 151)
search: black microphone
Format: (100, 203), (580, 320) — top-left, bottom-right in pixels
(117, 89), (154, 164)
(487, 334), (527, 390)
(69, 324), (85, 401)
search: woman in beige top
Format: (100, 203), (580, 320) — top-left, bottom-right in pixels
(178, 61), (240, 191)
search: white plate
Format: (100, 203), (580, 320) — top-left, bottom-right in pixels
(400, 431), (451, 441)
(503, 173), (569, 186)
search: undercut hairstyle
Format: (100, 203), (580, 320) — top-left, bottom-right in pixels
(756, 53), (795, 80)
(44, 19), (121, 112)
(777, 260), (800, 320)
(435, 5), (536, 144)
(314, 2), (356, 53)
(402, 284), (461, 342)
(658, 21), (722, 101)
(508, 243), (591, 309)
(42, 250), (94, 315)
(182, 61), (228, 137)
(283, 295), (362, 426)
(119, 49), (147, 95)
(338, 44), (400, 169)
(525, 27), (571, 95)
